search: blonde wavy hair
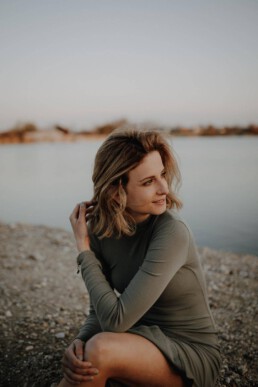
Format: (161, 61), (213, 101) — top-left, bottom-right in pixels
(90, 128), (182, 238)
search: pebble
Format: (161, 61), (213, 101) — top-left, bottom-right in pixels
(27, 252), (45, 261)
(25, 345), (34, 351)
(55, 332), (65, 339)
(1, 223), (257, 386)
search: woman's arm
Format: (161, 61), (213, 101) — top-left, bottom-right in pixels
(75, 303), (102, 342)
(61, 202), (107, 383)
(78, 218), (190, 332)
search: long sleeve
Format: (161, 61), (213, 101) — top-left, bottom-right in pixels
(77, 218), (190, 333)
(75, 303), (102, 342)
(75, 231), (107, 341)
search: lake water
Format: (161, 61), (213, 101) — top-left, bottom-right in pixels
(0, 137), (257, 256)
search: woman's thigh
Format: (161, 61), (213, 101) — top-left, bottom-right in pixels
(84, 331), (185, 387)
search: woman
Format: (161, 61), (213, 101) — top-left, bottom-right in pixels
(58, 129), (221, 387)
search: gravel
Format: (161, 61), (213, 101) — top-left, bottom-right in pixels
(0, 222), (257, 387)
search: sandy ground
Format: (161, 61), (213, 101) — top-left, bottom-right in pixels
(0, 222), (257, 387)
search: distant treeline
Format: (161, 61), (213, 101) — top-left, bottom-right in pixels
(0, 120), (257, 144)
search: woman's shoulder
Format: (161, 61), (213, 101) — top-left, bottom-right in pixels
(154, 210), (192, 239)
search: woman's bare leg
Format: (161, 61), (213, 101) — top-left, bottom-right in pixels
(58, 332), (186, 387)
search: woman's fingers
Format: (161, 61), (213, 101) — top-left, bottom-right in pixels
(83, 200), (97, 206)
(70, 201), (95, 220)
(69, 201), (96, 251)
(85, 206), (94, 213)
(61, 340), (99, 384)
(78, 202), (86, 220)
(69, 203), (80, 223)
(70, 201), (96, 228)
(62, 357), (85, 374)
(69, 203), (87, 227)
(62, 359), (98, 383)
(74, 339), (84, 361)
(63, 368), (81, 385)
(82, 201), (97, 211)
(63, 367), (94, 384)
(63, 341), (89, 370)
(62, 358), (92, 374)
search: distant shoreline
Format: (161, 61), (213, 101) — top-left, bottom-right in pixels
(0, 120), (258, 144)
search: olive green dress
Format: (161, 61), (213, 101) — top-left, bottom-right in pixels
(76, 211), (221, 387)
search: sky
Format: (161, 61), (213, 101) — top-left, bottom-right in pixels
(1, 0), (258, 131)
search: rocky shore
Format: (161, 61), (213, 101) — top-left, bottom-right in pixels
(0, 222), (257, 387)
(1, 121), (258, 144)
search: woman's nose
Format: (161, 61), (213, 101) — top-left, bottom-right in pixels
(157, 179), (169, 194)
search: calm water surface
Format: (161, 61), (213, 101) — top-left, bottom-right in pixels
(0, 137), (257, 255)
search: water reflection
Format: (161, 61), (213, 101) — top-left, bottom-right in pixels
(0, 137), (257, 255)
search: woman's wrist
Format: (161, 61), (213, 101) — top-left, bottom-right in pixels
(77, 237), (90, 252)
(77, 245), (90, 253)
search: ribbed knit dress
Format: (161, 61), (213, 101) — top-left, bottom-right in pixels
(76, 211), (221, 387)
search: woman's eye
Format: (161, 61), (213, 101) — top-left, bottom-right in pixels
(161, 171), (166, 177)
(143, 179), (153, 186)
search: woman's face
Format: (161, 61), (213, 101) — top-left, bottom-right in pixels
(125, 151), (169, 223)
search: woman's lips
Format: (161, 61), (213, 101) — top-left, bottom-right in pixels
(153, 198), (166, 205)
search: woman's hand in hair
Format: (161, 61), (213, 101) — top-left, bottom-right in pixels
(69, 202), (93, 252)
(62, 339), (99, 384)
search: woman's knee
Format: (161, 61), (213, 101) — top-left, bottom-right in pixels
(84, 332), (114, 368)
